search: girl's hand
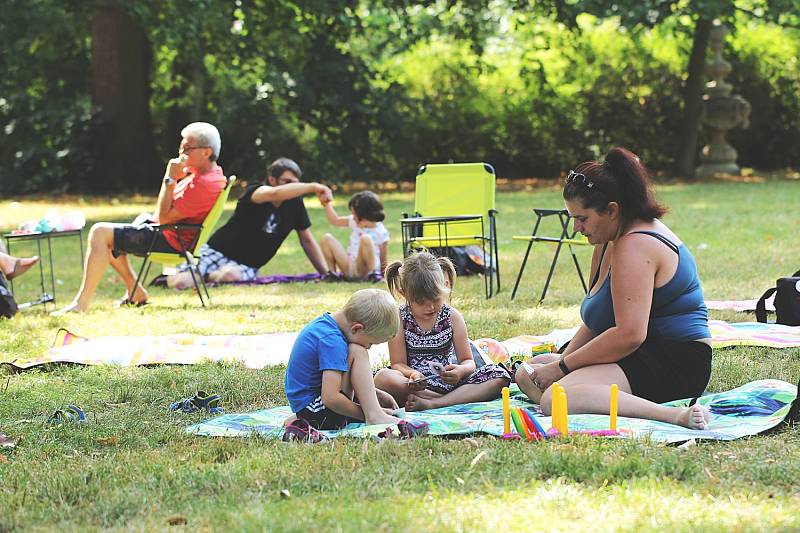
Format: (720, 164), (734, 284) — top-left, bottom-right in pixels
(407, 371), (428, 392)
(439, 364), (465, 385)
(531, 361), (565, 391)
(375, 388), (399, 410)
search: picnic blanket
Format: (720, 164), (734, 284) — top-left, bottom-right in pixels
(706, 297), (774, 313)
(4, 321), (799, 371)
(209, 272), (382, 286)
(186, 379), (797, 444)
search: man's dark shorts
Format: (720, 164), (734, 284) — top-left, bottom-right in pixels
(112, 224), (178, 258)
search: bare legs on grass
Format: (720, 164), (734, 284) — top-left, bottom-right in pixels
(374, 367), (508, 413)
(51, 223), (148, 315)
(514, 362), (710, 430)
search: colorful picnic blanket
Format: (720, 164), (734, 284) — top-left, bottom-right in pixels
(4, 321), (799, 371)
(186, 379), (797, 444)
(706, 297), (774, 313)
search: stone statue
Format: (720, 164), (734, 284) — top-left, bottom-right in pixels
(696, 21), (751, 178)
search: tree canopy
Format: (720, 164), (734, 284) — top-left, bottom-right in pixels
(0, 0), (798, 194)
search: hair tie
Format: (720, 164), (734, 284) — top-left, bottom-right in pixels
(603, 160), (611, 168)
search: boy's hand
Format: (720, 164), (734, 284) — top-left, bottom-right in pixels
(439, 364), (465, 385)
(407, 371), (428, 392)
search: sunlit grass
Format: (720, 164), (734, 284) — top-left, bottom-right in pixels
(1, 178), (799, 530)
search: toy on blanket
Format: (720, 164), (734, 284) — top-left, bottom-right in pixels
(500, 386), (519, 440)
(547, 382), (627, 437)
(476, 337), (557, 366)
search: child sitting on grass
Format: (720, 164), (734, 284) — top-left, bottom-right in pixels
(374, 252), (510, 412)
(320, 191), (389, 281)
(284, 288), (402, 429)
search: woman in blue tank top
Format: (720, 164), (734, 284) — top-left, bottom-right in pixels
(516, 147), (713, 430)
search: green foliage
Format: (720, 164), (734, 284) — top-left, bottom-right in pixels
(0, 1), (798, 193)
(727, 20), (800, 168)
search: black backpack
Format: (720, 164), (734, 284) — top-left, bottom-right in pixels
(756, 270), (800, 326)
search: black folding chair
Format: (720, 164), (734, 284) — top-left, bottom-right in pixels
(511, 208), (590, 302)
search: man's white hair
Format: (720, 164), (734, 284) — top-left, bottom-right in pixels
(181, 122), (221, 161)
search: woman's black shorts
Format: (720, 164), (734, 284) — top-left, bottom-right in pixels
(616, 337), (712, 404)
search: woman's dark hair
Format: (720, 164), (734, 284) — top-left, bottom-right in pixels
(267, 157), (302, 181)
(563, 147), (667, 228)
(348, 191), (385, 222)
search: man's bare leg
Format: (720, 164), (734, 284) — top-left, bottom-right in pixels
(52, 223), (147, 314)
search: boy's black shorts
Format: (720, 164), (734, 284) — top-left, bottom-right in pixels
(297, 400), (356, 430)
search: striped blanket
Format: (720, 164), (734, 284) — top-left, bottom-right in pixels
(3, 320), (799, 371)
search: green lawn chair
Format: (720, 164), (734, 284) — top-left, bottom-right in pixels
(400, 163), (499, 298)
(510, 208), (590, 302)
(131, 175), (236, 307)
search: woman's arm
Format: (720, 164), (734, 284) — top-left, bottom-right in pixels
(533, 237), (657, 389)
(557, 323), (596, 357)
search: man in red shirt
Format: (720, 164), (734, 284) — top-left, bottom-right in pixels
(52, 122), (226, 314)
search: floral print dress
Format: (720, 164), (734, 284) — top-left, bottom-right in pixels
(401, 303), (510, 394)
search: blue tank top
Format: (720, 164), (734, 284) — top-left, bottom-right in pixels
(580, 231), (710, 342)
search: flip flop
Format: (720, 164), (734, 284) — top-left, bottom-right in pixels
(169, 391), (224, 414)
(6, 256), (39, 281)
(48, 404), (87, 425)
(193, 391), (224, 414)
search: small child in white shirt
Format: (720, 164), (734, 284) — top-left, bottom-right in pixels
(321, 191), (389, 280)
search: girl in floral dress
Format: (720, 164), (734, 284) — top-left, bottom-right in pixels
(374, 252), (510, 411)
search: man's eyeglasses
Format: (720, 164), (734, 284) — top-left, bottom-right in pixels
(180, 145), (209, 155)
(566, 170), (594, 189)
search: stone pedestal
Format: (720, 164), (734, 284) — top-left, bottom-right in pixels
(696, 21), (751, 178)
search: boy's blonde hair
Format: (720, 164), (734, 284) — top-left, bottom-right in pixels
(343, 288), (400, 341)
(385, 251), (456, 304)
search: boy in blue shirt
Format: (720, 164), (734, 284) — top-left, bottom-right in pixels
(285, 288), (402, 430)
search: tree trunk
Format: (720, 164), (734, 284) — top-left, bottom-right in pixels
(90, 3), (159, 192)
(674, 18), (712, 180)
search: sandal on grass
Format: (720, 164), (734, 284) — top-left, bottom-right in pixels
(282, 419), (327, 444)
(170, 391), (224, 414)
(48, 405), (86, 425)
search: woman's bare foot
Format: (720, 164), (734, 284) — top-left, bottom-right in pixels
(405, 394), (435, 412)
(50, 302), (85, 316)
(675, 404), (711, 430)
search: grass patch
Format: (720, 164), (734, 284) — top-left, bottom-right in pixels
(1, 179), (799, 530)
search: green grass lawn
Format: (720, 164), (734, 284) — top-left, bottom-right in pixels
(1, 179), (799, 531)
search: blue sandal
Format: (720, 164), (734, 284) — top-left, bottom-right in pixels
(48, 405), (86, 425)
(170, 391), (224, 414)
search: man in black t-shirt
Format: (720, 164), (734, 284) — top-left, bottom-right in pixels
(167, 158), (332, 288)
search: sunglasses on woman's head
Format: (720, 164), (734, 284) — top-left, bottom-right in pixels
(566, 170), (594, 189)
